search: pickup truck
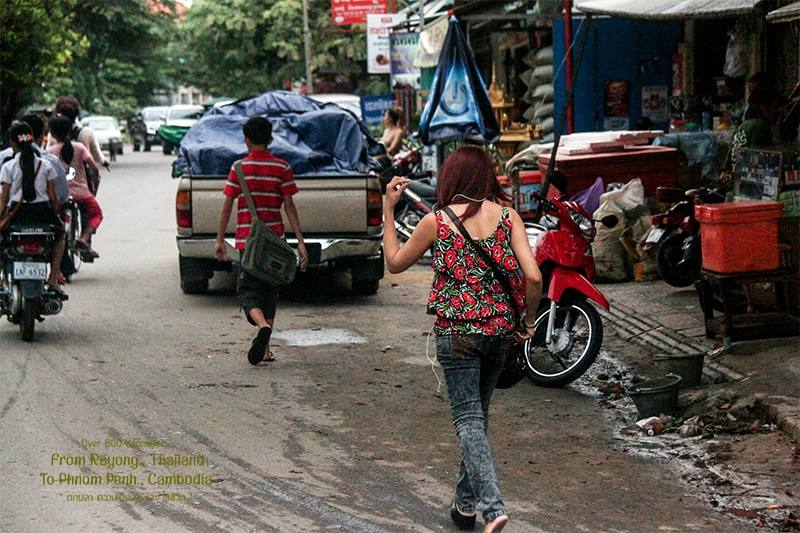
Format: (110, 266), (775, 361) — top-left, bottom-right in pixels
(173, 92), (385, 295)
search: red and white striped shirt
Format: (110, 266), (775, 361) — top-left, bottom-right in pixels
(223, 149), (299, 249)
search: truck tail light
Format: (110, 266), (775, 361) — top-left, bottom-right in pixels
(176, 189), (192, 229)
(367, 190), (382, 227)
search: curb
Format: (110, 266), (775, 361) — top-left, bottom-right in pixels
(599, 298), (800, 443)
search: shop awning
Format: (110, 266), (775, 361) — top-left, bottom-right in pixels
(574, 0), (765, 20)
(767, 1), (800, 22)
(389, 0), (453, 29)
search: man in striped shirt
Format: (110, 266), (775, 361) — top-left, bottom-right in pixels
(214, 117), (308, 365)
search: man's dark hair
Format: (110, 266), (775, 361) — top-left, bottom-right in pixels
(243, 116), (272, 145)
(54, 95), (81, 122)
(21, 113), (45, 139)
(749, 86), (785, 108)
(748, 71), (770, 85)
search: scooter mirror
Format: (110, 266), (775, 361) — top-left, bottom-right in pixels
(600, 215), (619, 228)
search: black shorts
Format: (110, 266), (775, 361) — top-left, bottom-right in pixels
(237, 266), (279, 326)
(4, 202), (64, 238)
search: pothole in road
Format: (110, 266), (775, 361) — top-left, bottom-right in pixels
(272, 328), (367, 347)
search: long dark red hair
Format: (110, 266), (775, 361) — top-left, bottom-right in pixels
(436, 146), (508, 221)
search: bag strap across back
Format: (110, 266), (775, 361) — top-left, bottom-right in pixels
(441, 206), (520, 327)
(234, 161), (259, 222)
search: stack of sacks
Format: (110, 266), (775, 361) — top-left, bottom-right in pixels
(521, 46), (554, 142)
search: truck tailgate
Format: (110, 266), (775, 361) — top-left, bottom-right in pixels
(190, 176), (368, 236)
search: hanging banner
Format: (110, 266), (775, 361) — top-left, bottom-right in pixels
(367, 13), (401, 74)
(331, 0), (387, 26)
(417, 17), (499, 145)
(642, 85), (669, 123)
(390, 31), (421, 89)
(415, 15), (449, 68)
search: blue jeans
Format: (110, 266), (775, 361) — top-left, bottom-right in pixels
(436, 334), (511, 522)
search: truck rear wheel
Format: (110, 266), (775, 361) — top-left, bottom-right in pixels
(352, 278), (380, 295)
(179, 256), (211, 294)
(163, 142), (173, 155)
(180, 278), (209, 295)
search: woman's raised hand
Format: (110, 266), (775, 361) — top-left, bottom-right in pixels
(384, 176), (411, 210)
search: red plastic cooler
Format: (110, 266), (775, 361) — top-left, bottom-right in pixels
(695, 201), (784, 273)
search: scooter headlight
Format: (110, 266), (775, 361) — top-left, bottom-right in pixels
(568, 207), (596, 240)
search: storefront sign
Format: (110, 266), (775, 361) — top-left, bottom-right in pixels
(331, 0), (387, 26)
(642, 85), (668, 123)
(604, 80), (630, 131)
(360, 94), (395, 127)
(367, 13), (401, 74)
(390, 31), (421, 89)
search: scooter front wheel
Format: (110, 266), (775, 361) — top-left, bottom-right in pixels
(523, 299), (603, 387)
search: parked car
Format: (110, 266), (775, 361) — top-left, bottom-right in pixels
(308, 93), (362, 119)
(131, 106), (168, 151)
(159, 105), (204, 155)
(82, 115), (123, 155)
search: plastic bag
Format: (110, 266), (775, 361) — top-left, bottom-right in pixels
(723, 23), (748, 79)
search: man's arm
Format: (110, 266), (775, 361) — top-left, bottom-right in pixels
(214, 196), (235, 261)
(0, 183), (10, 214)
(283, 196), (308, 271)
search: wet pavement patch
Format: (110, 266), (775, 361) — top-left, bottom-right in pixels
(272, 328), (367, 347)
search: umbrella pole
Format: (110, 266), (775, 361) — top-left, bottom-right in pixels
(537, 14), (593, 218)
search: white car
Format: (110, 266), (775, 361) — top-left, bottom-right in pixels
(164, 104), (204, 128)
(160, 105), (204, 155)
(82, 115), (123, 155)
(309, 94), (362, 120)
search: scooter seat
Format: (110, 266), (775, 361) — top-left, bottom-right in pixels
(408, 180), (437, 198)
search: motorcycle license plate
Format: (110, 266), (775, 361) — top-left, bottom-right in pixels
(646, 227), (666, 244)
(13, 262), (47, 280)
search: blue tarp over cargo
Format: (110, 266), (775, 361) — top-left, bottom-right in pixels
(173, 91), (379, 177)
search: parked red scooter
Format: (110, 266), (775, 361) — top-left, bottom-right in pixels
(522, 191), (618, 387)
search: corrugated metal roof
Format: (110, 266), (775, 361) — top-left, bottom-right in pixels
(767, 1), (800, 22)
(574, 0), (764, 20)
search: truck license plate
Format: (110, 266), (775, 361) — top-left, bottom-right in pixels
(646, 227), (666, 244)
(13, 262), (47, 280)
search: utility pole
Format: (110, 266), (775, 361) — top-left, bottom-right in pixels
(302, 0), (313, 94)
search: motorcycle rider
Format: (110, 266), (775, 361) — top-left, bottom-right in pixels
(47, 116), (103, 260)
(49, 95), (110, 178)
(0, 122), (66, 292)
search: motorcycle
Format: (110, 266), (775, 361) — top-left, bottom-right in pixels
(522, 191), (618, 387)
(643, 186), (725, 287)
(0, 224), (67, 341)
(379, 143), (437, 242)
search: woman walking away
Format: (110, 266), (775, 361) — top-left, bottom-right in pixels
(0, 122), (66, 291)
(47, 116), (103, 262)
(383, 146), (543, 532)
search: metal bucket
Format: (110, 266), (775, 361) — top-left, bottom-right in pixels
(629, 373), (682, 418)
(653, 353), (704, 388)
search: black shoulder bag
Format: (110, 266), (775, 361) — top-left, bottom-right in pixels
(442, 206), (527, 389)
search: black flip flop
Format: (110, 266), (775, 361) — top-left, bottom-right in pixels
(248, 327), (271, 365)
(450, 503), (476, 530)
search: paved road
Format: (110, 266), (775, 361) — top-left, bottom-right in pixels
(0, 149), (753, 532)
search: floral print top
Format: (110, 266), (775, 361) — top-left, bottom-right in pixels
(427, 207), (526, 336)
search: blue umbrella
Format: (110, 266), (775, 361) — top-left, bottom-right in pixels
(418, 16), (500, 145)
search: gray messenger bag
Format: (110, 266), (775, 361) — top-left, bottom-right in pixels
(234, 161), (297, 286)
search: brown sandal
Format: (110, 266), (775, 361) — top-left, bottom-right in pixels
(263, 350), (275, 362)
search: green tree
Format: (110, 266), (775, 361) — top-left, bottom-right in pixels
(0, 0), (80, 134)
(42, 0), (177, 118)
(179, 0), (368, 97)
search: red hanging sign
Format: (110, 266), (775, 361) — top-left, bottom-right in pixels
(331, 0), (388, 26)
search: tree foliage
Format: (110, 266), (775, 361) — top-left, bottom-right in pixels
(0, 0), (81, 132)
(179, 0), (368, 97)
(42, 0), (177, 118)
